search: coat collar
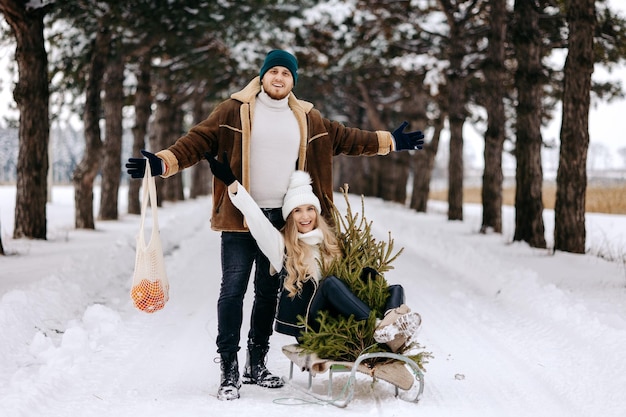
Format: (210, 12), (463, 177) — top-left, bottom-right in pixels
(231, 76), (314, 113)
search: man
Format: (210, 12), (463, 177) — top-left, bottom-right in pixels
(126, 49), (424, 401)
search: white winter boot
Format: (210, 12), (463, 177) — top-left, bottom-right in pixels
(374, 304), (422, 353)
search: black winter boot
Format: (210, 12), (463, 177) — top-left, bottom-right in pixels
(217, 352), (241, 401)
(242, 344), (284, 388)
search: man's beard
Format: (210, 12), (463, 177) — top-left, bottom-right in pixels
(265, 89), (289, 100)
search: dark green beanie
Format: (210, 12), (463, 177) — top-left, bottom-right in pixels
(259, 50), (298, 85)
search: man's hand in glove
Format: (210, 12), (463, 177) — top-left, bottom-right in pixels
(126, 150), (163, 178)
(391, 121), (425, 151)
(204, 152), (237, 186)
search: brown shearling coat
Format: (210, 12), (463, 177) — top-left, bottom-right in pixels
(156, 76), (394, 232)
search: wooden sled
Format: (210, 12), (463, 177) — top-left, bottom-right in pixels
(282, 344), (425, 408)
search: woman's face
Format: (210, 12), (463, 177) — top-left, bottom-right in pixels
(291, 204), (318, 233)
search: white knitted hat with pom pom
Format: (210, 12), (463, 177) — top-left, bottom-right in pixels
(281, 171), (321, 220)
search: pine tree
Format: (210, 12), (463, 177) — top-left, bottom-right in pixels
(298, 185), (431, 370)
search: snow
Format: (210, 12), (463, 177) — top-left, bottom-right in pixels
(1, 184), (626, 417)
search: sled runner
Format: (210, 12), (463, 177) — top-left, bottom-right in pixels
(281, 344), (424, 408)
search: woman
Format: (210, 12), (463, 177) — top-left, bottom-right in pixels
(206, 153), (421, 353)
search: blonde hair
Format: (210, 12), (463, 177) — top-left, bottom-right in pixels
(282, 210), (342, 297)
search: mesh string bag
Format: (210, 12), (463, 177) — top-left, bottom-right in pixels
(130, 165), (169, 313)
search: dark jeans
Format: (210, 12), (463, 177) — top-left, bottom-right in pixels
(216, 208), (284, 354)
(307, 275), (405, 332)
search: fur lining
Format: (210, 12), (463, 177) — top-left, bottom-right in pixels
(156, 149), (179, 177)
(240, 103), (252, 190)
(375, 130), (394, 155)
(231, 76), (314, 113)
(231, 77), (262, 103)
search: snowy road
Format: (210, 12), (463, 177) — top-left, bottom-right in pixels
(1, 187), (625, 417)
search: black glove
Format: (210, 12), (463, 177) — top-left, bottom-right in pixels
(125, 150), (163, 178)
(359, 266), (379, 282)
(204, 151), (237, 186)
(391, 121), (425, 151)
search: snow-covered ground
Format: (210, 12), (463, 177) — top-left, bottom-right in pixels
(1, 184), (625, 417)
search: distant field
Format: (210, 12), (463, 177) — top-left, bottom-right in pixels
(429, 183), (626, 215)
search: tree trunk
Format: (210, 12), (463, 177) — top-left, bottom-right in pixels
(72, 27), (111, 229)
(151, 73), (184, 204)
(378, 153), (410, 203)
(189, 88), (212, 199)
(554, 0), (595, 253)
(355, 79), (407, 202)
(164, 106), (185, 201)
(333, 92), (378, 196)
(334, 154), (377, 196)
(128, 54), (152, 214)
(512, 0), (546, 248)
(99, 45), (124, 221)
(481, 0), (507, 234)
(352, 79), (402, 204)
(400, 71), (436, 212)
(447, 124), (464, 220)
(411, 116), (443, 212)
(443, 10), (467, 221)
(0, 1), (50, 239)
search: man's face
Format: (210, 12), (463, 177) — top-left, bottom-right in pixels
(261, 66), (294, 100)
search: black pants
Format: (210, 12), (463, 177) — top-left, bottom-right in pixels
(307, 275), (405, 332)
(216, 208), (284, 354)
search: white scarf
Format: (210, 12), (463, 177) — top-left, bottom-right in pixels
(297, 228), (324, 246)
(297, 229), (324, 281)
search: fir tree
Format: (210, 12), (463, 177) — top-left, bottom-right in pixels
(298, 185), (432, 370)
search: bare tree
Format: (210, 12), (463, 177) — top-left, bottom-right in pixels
(554, 0), (595, 253)
(0, 0), (51, 239)
(72, 26), (111, 229)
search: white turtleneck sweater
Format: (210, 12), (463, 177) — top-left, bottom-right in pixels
(249, 90), (300, 208)
(228, 182), (323, 280)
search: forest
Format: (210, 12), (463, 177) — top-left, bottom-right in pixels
(0, 0), (625, 255)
